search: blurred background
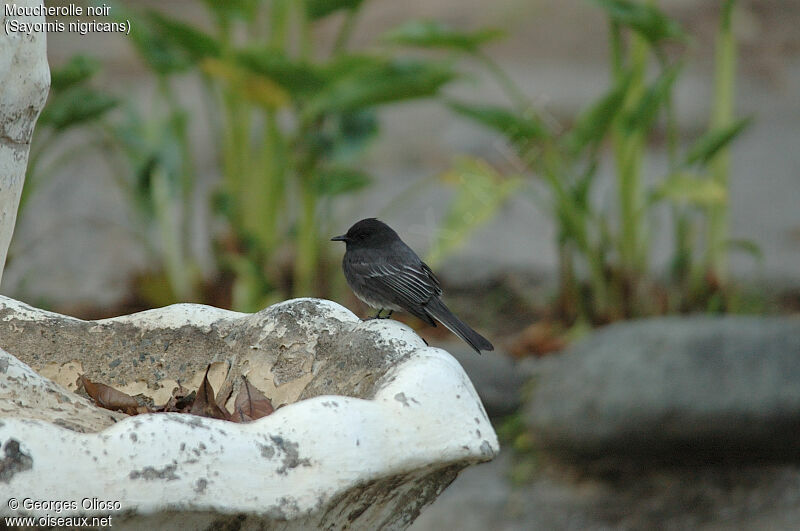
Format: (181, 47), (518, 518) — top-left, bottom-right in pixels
(2, 0), (799, 528)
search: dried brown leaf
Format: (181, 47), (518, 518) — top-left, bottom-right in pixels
(80, 374), (143, 415)
(189, 365), (232, 421)
(232, 376), (274, 423)
(157, 382), (196, 413)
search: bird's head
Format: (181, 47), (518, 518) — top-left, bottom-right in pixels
(331, 218), (400, 248)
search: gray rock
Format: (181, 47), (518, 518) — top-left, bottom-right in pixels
(412, 448), (800, 531)
(432, 340), (527, 417)
(526, 316), (800, 463)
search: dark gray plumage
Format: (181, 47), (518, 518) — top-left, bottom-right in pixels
(331, 218), (494, 354)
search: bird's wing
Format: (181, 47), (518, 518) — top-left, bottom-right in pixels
(346, 260), (441, 325)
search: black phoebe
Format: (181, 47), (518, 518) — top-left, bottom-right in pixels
(331, 218), (494, 354)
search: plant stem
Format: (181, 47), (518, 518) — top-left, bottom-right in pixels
(475, 51), (530, 111)
(269, 0), (291, 49)
(333, 8), (359, 54)
(159, 77), (197, 288)
(705, 0), (737, 285)
(294, 176), (318, 297)
(259, 110), (288, 253)
(612, 27), (648, 277)
(152, 166), (191, 301)
(297, 0), (312, 59)
(542, 149), (609, 317)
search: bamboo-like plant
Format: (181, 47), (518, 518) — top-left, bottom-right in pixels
(117, 1), (505, 311)
(442, 0), (751, 323)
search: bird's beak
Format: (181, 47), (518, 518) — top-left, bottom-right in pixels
(330, 234), (347, 242)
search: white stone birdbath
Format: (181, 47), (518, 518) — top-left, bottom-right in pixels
(0, 296), (498, 529)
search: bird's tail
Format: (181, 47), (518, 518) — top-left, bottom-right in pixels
(424, 297), (494, 354)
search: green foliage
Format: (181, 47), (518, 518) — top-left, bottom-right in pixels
(306, 0), (365, 20)
(38, 86), (118, 132)
(653, 173), (727, 207)
(49, 55), (101, 91)
(590, 0), (685, 44)
(144, 11), (222, 63)
(233, 49), (324, 96)
(103, 97), (200, 303)
(621, 62), (681, 133)
(684, 117), (751, 166)
(446, 101), (549, 143)
(305, 58), (457, 117)
(117, 0), (482, 310)
(202, 0), (260, 21)
(122, 9), (196, 74)
(311, 166), (372, 196)
(383, 20), (504, 52)
(563, 73), (631, 155)
(426, 158), (522, 269)
(20, 55), (118, 213)
(446, 0), (751, 322)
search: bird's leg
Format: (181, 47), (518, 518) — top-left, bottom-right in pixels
(369, 309), (384, 320)
(385, 310), (393, 319)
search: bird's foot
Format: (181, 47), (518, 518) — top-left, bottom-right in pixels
(366, 309), (384, 320)
(365, 309), (394, 320)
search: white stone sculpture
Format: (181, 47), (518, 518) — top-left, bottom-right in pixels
(0, 296), (498, 529)
(0, 0), (50, 283)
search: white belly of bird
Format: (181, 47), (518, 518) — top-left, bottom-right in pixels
(353, 290), (403, 312)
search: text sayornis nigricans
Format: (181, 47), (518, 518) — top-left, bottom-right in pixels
(331, 218), (494, 354)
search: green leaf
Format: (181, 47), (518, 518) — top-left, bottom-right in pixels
(383, 20), (504, 52)
(144, 10), (221, 62)
(306, 0), (365, 20)
(202, 0), (260, 21)
(331, 109), (379, 161)
(426, 157), (522, 268)
(622, 62), (681, 133)
(125, 15), (191, 74)
(685, 117), (751, 166)
(305, 59), (457, 117)
(323, 53), (386, 79)
(122, 8), (220, 75)
(203, 57), (290, 108)
(724, 238), (762, 261)
(50, 55), (101, 92)
(110, 104), (188, 217)
(447, 100), (550, 144)
(236, 49), (326, 98)
(652, 172), (727, 206)
(590, 0), (684, 44)
(39, 86), (118, 131)
(311, 166), (372, 196)
(563, 73), (631, 155)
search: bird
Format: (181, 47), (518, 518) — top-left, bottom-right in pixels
(331, 218), (494, 354)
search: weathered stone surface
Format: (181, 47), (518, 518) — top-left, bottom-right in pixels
(526, 316), (800, 463)
(0, 297), (435, 410)
(434, 340), (526, 417)
(0, 296), (498, 529)
(0, 0), (50, 283)
(0, 347), (126, 432)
